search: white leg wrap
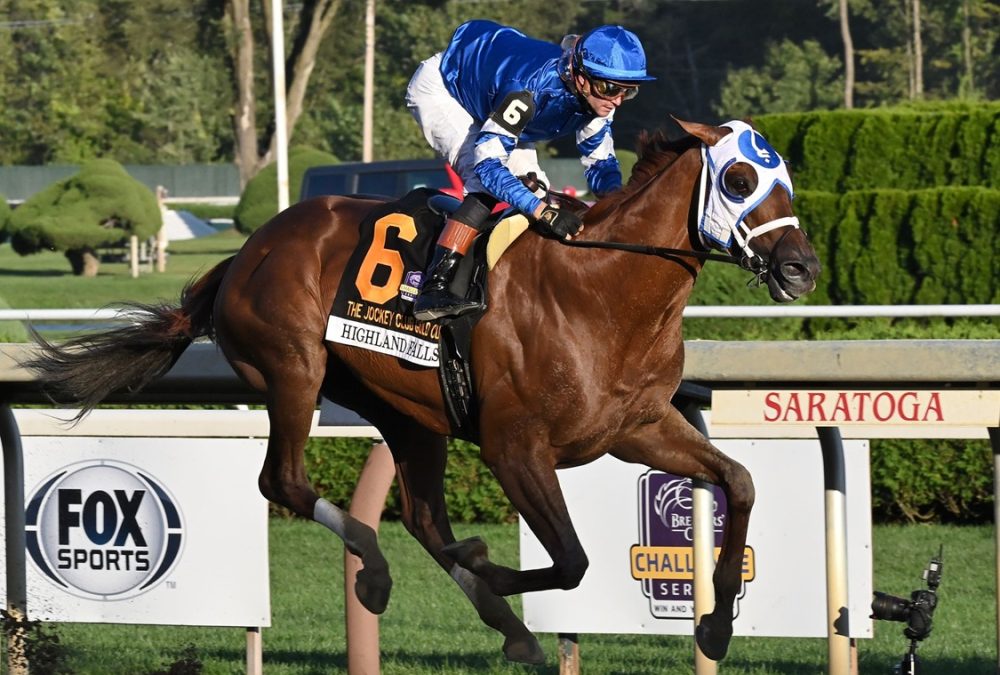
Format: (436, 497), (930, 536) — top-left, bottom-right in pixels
(314, 498), (347, 538)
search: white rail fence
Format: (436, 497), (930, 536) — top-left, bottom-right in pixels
(1, 305), (998, 324)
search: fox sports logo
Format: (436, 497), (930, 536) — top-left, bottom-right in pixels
(25, 460), (184, 600)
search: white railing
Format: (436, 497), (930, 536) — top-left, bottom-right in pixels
(1, 305), (998, 322)
(681, 304), (1000, 318)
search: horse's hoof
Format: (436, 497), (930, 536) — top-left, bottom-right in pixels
(502, 631), (545, 665)
(695, 613), (733, 661)
(355, 564), (392, 614)
(442, 536), (489, 569)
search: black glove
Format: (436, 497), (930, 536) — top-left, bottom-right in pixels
(536, 205), (583, 239)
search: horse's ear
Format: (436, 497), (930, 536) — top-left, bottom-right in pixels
(671, 116), (731, 147)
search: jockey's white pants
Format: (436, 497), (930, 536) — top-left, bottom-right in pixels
(406, 52), (550, 198)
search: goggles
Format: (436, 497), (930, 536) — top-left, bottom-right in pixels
(585, 73), (639, 101)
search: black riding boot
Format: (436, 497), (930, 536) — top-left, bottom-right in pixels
(413, 243), (481, 321)
(413, 195), (493, 321)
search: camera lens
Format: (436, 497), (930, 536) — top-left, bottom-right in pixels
(871, 591), (911, 622)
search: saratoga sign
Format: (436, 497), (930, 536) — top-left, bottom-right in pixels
(712, 389), (999, 427)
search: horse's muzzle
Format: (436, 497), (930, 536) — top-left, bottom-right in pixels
(767, 248), (821, 302)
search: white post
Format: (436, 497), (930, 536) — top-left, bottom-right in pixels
(129, 235), (139, 278)
(155, 185), (168, 272)
(270, 0), (290, 211)
(362, 0), (375, 162)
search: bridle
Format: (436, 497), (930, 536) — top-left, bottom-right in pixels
(556, 143), (799, 286)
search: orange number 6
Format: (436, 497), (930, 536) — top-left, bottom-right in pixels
(355, 213), (418, 305)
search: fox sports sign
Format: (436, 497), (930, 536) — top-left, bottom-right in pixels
(25, 460), (184, 600)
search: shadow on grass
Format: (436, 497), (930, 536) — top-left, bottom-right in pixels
(168, 248), (242, 256)
(692, 654), (1000, 675)
(855, 654), (996, 675)
(200, 646), (348, 672)
(0, 268), (70, 277)
(200, 645), (557, 674)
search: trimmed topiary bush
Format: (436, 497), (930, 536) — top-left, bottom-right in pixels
(5, 159), (161, 276)
(233, 146), (339, 234)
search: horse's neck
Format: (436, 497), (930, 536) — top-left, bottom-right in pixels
(536, 148), (704, 352)
(590, 148), (702, 254)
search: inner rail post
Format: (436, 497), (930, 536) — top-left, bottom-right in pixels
(1, 403), (27, 675)
(818, 426), (852, 675)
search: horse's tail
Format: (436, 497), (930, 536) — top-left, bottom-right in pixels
(26, 256), (236, 419)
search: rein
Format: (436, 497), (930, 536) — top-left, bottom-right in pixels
(552, 142), (772, 283)
(558, 237), (741, 267)
(557, 237), (768, 286)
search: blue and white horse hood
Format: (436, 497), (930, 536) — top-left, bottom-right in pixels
(699, 120), (796, 251)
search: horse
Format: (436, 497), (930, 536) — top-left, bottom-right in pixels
(27, 118), (820, 664)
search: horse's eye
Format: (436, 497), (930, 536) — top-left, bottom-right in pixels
(730, 176), (753, 196)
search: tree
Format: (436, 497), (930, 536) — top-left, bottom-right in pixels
(0, 0), (231, 165)
(6, 160), (161, 276)
(839, 0), (855, 108)
(716, 40), (843, 116)
(224, 0), (345, 188)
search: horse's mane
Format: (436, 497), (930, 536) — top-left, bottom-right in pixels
(596, 130), (699, 214)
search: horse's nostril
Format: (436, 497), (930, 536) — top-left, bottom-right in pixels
(780, 261), (809, 282)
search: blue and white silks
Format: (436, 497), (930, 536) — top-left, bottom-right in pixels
(439, 20), (622, 214)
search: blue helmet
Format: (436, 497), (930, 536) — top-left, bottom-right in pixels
(575, 25), (655, 83)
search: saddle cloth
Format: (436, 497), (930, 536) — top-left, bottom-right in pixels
(325, 188), (529, 368)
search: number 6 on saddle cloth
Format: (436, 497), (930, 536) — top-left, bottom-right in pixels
(326, 185), (572, 441)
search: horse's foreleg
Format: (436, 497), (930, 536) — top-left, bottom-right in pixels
(612, 405), (755, 662)
(259, 378), (392, 614)
(385, 426), (544, 665)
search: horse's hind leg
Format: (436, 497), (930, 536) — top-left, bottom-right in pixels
(611, 405), (754, 661)
(258, 375), (392, 614)
(366, 413), (544, 664)
(443, 428), (590, 596)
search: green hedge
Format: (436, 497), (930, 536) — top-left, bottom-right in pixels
(690, 186), (1000, 312)
(756, 105), (1000, 192)
(805, 187), (1000, 306)
(233, 146), (338, 234)
(302, 437), (516, 524)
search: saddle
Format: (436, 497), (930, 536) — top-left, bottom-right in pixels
(326, 183), (590, 442)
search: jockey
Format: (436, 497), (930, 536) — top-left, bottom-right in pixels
(406, 20), (655, 321)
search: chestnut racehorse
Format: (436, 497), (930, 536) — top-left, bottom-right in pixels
(28, 119), (819, 664)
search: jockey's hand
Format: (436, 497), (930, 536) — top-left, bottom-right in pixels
(534, 203), (584, 240)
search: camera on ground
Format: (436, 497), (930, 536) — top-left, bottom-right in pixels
(870, 546), (942, 675)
